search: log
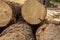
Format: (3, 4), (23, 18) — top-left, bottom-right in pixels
(5, 0), (27, 5)
(21, 0), (47, 25)
(0, 1), (15, 27)
(45, 8), (60, 24)
(0, 22), (35, 40)
(36, 23), (60, 40)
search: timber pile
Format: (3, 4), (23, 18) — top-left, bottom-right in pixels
(45, 8), (60, 24)
(0, 0), (60, 40)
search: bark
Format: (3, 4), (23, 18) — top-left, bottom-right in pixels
(0, 22), (35, 40)
(36, 23), (60, 40)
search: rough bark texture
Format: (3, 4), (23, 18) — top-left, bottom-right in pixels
(22, 0), (46, 25)
(45, 8), (60, 24)
(36, 23), (60, 40)
(0, 22), (35, 40)
(0, 1), (15, 27)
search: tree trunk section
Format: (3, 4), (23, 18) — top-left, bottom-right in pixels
(0, 1), (15, 27)
(0, 22), (35, 40)
(36, 23), (60, 40)
(45, 8), (60, 24)
(22, 0), (47, 25)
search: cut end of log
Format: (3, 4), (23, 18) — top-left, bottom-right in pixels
(0, 1), (13, 27)
(22, 0), (47, 25)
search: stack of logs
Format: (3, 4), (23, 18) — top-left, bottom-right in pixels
(0, 0), (60, 40)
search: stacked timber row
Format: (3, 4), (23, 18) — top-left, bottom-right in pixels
(0, 22), (35, 40)
(36, 23), (60, 40)
(0, 0), (16, 27)
(22, 0), (47, 25)
(0, 0), (52, 40)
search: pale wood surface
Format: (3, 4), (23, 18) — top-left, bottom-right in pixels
(0, 1), (14, 27)
(22, 0), (46, 24)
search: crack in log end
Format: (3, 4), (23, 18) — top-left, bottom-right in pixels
(39, 18), (42, 21)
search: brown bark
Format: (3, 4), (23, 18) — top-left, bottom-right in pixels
(36, 23), (60, 40)
(0, 22), (35, 40)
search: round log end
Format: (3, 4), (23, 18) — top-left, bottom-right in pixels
(22, 0), (47, 25)
(0, 1), (13, 27)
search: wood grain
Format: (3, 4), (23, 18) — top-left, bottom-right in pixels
(22, 0), (47, 24)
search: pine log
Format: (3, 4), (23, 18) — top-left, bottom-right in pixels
(0, 22), (35, 40)
(21, 0), (47, 25)
(0, 1), (15, 27)
(36, 23), (60, 40)
(45, 8), (60, 24)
